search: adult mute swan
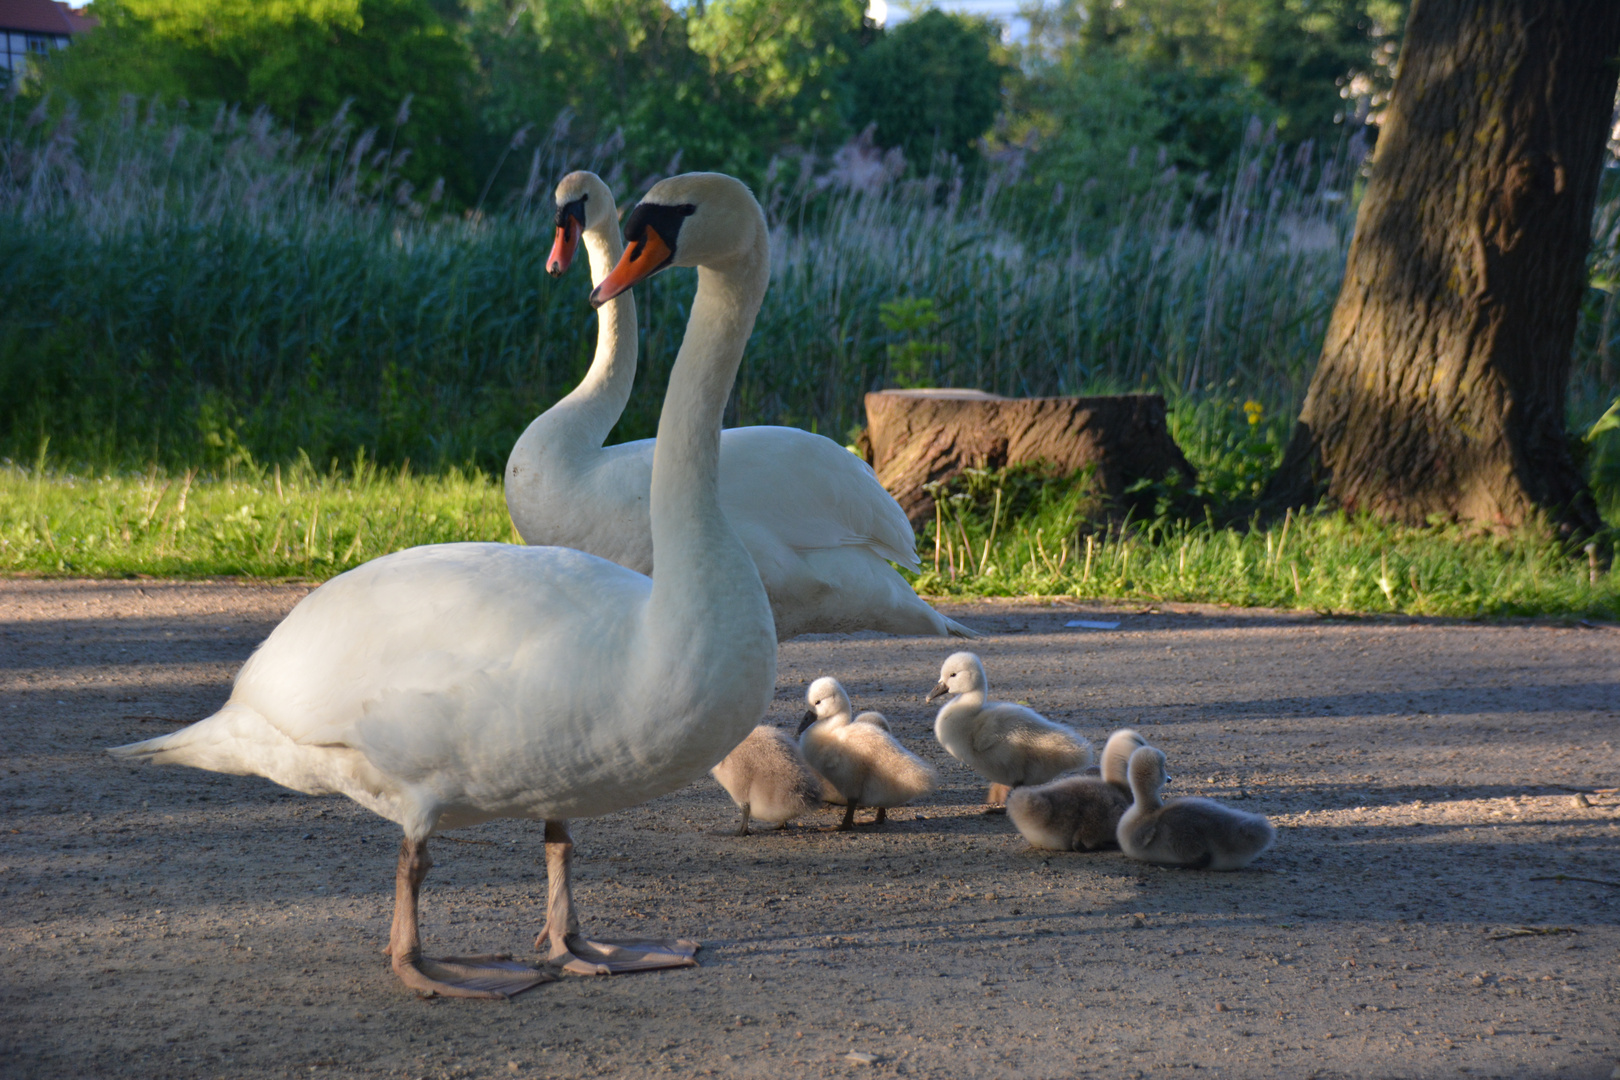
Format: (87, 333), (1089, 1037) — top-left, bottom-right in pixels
(927, 652), (1092, 811)
(506, 170), (976, 641)
(109, 172), (780, 999)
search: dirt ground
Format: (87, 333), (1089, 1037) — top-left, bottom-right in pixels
(1, 577), (1617, 1080)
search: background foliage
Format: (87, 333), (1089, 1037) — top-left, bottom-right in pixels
(3, 0), (1616, 610)
(19, 0), (1407, 202)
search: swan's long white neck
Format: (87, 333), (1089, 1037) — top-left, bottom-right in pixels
(544, 221), (636, 452)
(646, 223), (774, 661)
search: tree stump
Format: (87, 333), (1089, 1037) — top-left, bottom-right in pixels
(861, 389), (1196, 527)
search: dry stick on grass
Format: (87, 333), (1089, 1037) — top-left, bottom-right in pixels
(1529, 874), (1620, 888)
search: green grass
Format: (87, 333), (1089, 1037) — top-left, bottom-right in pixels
(0, 453), (513, 579)
(5, 454), (1613, 620)
(912, 495), (1617, 619)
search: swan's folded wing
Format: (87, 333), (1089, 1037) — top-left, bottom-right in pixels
(718, 427), (920, 570)
(227, 542), (650, 754)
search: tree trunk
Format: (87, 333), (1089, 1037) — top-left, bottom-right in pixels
(862, 389), (1195, 527)
(1268, 0), (1620, 535)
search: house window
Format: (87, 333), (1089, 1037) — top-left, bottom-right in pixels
(2, 32), (65, 84)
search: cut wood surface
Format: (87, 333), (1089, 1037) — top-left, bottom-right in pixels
(862, 388), (1196, 526)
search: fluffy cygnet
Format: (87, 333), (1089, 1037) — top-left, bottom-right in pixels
(799, 677), (938, 829)
(710, 725), (823, 836)
(1007, 728), (1147, 850)
(814, 711), (894, 804)
(1116, 745), (1275, 870)
(927, 651), (1092, 811)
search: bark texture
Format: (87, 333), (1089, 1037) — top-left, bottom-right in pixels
(863, 389), (1195, 527)
(1269, 0), (1620, 533)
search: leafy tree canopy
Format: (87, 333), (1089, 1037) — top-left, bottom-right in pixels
(41, 0), (477, 195)
(847, 9), (1005, 171)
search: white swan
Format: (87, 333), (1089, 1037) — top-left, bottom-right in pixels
(1007, 728), (1146, 850)
(927, 651), (1092, 811)
(505, 170), (976, 641)
(709, 725), (822, 835)
(1116, 746), (1275, 870)
(109, 172), (780, 999)
(798, 676), (938, 829)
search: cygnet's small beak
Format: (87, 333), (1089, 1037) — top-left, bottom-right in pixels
(547, 219), (580, 278)
(590, 225), (673, 307)
(925, 680), (949, 703)
(796, 709), (818, 736)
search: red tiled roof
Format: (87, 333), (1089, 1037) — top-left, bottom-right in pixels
(57, 1), (96, 33)
(0, 0), (92, 35)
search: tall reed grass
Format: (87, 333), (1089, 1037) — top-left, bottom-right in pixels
(0, 99), (1369, 471)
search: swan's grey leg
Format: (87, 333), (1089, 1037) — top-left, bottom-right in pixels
(735, 803), (752, 837)
(837, 803), (858, 831)
(983, 783), (1011, 814)
(874, 806), (887, 826)
(538, 819), (699, 976)
(388, 836), (552, 999)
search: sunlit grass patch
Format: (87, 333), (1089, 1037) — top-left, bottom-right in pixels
(5, 453), (1613, 620)
(0, 454), (514, 579)
(910, 505), (1618, 620)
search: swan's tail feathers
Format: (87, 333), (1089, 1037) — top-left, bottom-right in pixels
(107, 703), (287, 779)
(944, 616), (981, 639)
(887, 754), (939, 805)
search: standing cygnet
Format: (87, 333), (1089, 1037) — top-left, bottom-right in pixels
(710, 726), (823, 836)
(1116, 745), (1275, 870)
(926, 652), (1092, 812)
(799, 677), (938, 830)
(809, 711), (895, 805)
(1007, 728), (1147, 850)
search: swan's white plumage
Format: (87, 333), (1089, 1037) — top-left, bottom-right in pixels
(112, 173), (781, 845)
(504, 172), (969, 641)
(119, 543), (757, 835)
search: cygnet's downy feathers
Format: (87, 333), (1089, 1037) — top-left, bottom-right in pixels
(1007, 728), (1146, 851)
(710, 725), (822, 834)
(1116, 745), (1275, 870)
(799, 676), (937, 824)
(928, 651), (1092, 790)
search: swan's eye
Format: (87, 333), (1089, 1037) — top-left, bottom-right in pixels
(554, 195), (587, 232)
(622, 201), (697, 264)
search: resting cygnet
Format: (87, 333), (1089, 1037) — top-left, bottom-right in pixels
(926, 651), (1092, 811)
(1116, 745), (1275, 870)
(799, 677), (938, 830)
(710, 725), (823, 836)
(1007, 728), (1147, 850)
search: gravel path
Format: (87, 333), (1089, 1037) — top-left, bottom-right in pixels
(2, 578), (1617, 1080)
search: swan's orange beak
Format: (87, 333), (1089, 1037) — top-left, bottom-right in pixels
(547, 218), (580, 277)
(589, 226), (673, 308)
